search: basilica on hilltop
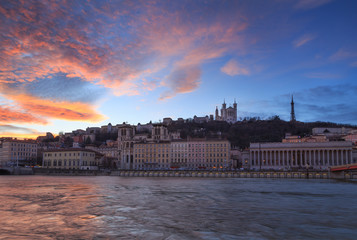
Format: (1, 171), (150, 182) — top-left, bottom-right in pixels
(215, 99), (237, 123)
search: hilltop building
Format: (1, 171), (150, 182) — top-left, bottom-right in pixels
(215, 99), (237, 123)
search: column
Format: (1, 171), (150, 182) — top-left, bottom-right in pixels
(300, 150), (303, 166)
(350, 150), (353, 164)
(327, 150), (330, 166)
(341, 150), (344, 165)
(295, 150), (298, 167)
(276, 151), (281, 166)
(332, 150), (335, 166)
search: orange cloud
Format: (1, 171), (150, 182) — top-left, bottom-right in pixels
(6, 94), (106, 123)
(0, 106), (47, 124)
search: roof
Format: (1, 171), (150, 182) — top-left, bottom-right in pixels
(42, 148), (99, 153)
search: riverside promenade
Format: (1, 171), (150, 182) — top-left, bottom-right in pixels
(3, 167), (357, 180)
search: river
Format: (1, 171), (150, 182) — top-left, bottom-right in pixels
(0, 176), (356, 239)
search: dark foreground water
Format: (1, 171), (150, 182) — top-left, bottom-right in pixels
(0, 176), (356, 240)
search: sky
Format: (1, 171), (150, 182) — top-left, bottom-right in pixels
(0, 0), (357, 138)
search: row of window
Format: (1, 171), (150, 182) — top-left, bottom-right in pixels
(133, 158), (227, 163)
(10, 143), (36, 147)
(134, 143), (228, 149)
(44, 160), (97, 167)
(44, 152), (95, 157)
(10, 148), (36, 152)
(11, 152), (36, 156)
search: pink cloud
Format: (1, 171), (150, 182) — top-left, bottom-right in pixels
(0, 0), (250, 107)
(293, 34), (316, 48)
(221, 60), (250, 76)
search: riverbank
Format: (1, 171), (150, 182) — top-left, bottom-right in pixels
(2, 167), (356, 180)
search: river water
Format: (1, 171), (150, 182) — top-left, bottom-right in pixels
(0, 176), (356, 239)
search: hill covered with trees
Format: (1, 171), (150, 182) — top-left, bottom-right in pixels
(167, 116), (356, 149)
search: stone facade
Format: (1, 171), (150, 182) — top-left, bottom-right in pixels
(0, 139), (37, 167)
(42, 149), (102, 170)
(248, 141), (355, 170)
(215, 100), (237, 123)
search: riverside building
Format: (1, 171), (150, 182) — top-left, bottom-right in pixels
(0, 139), (37, 167)
(118, 124), (231, 170)
(248, 141), (355, 171)
(42, 149), (102, 170)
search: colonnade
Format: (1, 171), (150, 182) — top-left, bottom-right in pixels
(250, 148), (353, 169)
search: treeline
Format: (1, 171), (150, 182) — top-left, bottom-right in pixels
(168, 116), (356, 149)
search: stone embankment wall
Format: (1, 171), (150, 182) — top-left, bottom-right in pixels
(110, 170), (333, 179)
(4, 168), (356, 179)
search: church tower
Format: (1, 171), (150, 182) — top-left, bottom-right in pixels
(233, 99), (237, 122)
(215, 106), (219, 120)
(221, 99), (227, 120)
(290, 95), (296, 122)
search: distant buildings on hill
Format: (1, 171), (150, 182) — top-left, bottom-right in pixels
(3, 97), (357, 171)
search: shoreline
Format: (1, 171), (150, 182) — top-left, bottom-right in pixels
(2, 167), (356, 180)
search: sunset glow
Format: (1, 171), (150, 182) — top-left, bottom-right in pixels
(0, 0), (356, 137)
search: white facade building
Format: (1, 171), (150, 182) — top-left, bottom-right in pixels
(249, 141), (355, 170)
(215, 100), (237, 123)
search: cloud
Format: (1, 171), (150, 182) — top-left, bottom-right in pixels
(0, 105), (47, 124)
(0, 125), (40, 134)
(293, 34), (316, 48)
(294, 0), (332, 10)
(221, 60), (250, 76)
(305, 72), (341, 79)
(285, 85), (357, 124)
(0, 124), (44, 139)
(329, 49), (357, 61)
(3, 93), (106, 124)
(160, 64), (201, 100)
(24, 73), (107, 103)
(0, 0), (249, 106)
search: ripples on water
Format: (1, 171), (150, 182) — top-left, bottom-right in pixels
(0, 176), (356, 239)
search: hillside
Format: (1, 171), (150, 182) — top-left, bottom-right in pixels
(167, 116), (356, 149)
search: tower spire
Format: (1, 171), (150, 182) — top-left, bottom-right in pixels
(290, 95), (296, 122)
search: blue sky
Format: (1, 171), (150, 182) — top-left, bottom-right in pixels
(0, 0), (356, 138)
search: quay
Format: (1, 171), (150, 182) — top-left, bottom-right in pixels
(2, 167), (357, 180)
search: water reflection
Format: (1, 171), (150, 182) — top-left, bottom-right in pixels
(0, 176), (356, 239)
